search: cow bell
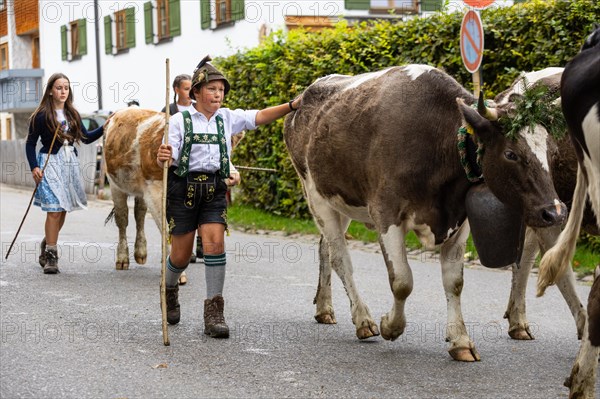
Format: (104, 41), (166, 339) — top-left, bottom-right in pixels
(465, 184), (526, 268)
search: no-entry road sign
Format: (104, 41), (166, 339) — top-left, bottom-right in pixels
(460, 10), (484, 73)
(463, 0), (496, 9)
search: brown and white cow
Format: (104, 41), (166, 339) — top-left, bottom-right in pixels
(284, 65), (567, 362)
(538, 26), (600, 399)
(103, 109), (165, 270)
(103, 108), (244, 274)
(495, 68), (598, 342)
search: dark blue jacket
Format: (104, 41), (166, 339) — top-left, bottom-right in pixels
(25, 111), (104, 171)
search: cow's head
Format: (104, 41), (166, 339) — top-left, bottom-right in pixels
(457, 96), (567, 228)
(582, 22), (600, 51)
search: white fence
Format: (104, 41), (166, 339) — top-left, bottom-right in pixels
(0, 139), (101, 194)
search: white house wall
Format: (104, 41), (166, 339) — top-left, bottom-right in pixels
(38, 0), (356, 114)
(37, 0), (519, 114)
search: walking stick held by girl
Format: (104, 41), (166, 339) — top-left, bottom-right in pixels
(10, 73), (107, 274)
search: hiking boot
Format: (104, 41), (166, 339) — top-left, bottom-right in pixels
(166, 285), (180, 325)
(39, 238), (47, 268)
(204, 295), (229, 338)
(43, 248), (59, 274)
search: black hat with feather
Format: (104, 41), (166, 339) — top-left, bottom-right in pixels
(190, 55), (230, 100)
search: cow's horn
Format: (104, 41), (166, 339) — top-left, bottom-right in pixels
(477, 95), (498, 121)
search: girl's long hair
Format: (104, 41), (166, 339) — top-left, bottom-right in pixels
(29, 73), (83, 143)
(173, 74), (192, 104)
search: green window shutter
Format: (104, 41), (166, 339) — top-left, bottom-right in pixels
(421, 0), (444, 11)
(61, 25), (67, 60)
(232, 0), (244, 21)
(169, 0), (181, 37)
(200, 0), (210, 30)
(144, 1), (154, 44)
(126, 7), (136, 48)
(344, 0), (370, 10)
(104, 16), (112, 54)
(421, 0), (443, 12)
(78, 18), (87, 56)
(513, 0), (527, 3)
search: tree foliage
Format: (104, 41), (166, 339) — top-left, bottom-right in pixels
(217, 0), (600, 219)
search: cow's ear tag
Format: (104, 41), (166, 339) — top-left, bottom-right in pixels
(465, 124), (475, 135)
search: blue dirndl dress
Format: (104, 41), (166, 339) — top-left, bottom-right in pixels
(34, 140), (88, 212)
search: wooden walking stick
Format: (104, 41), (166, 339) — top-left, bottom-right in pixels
(160, 58), (171, 346)
(5, 125), (61, 260)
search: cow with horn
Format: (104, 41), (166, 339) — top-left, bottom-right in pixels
(284, 64), (567, 361)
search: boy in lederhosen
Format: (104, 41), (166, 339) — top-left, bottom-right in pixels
(157, 56), (301, 338)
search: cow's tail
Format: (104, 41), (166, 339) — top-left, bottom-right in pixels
(537, 166), (587, 296)
(104, 207), (115, 226)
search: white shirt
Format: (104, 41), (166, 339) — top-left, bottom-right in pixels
(169, 106), (258, 173)
(176, 103), (195, 113)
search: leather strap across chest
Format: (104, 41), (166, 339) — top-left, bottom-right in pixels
(174, 111), (229, 178)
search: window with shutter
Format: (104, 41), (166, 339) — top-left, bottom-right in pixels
(126, 7), (136, 48)
(169, 0), (181, 37)
(344, 0), (370, 10)
(421, 0), (443, 12)
(157, 0), (169, 40)
(78, 19), (87, 56)
(370, 0), (417, 14)
(200, 0), (210, 29)
(144, 1), (154, 44)
(0, 42), (9, 70)
(70, 21), (79, 59)
(104, 15), (113, 54)
(61, 25), (67, 60)
(216, 0), (231, 26)
(116, 10), (127, 51)
(232, 0), (244, 21)
(201, 0), (244, 29)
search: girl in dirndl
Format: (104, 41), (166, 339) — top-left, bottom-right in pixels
(25, 73), (106, 274)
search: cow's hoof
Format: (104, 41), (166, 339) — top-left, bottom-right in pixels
(357, 323), (380, 340)
(449, 346), (481, 362)
(314, 313), (336, 324)
(508, 326), (534, 340)
(135, 255), (147, 265)
(116, 262), (129, 270)
(178, 272), (188, 285)
(380, 315), (403, 341)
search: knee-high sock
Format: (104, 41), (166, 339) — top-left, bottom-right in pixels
(165, 257), (187, 287)
(204, 253), (226, 298)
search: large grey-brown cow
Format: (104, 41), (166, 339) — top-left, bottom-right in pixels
(284, 64), (567, 362)
(538, 25), (600, 399)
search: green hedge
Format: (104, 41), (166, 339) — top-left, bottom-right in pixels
(217, 0), (600, 219)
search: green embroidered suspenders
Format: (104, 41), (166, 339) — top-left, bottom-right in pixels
(174, 111), (230, 178)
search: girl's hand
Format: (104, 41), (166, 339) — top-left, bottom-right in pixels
(102, 113), (114, 129)
(157, 144), (173, 167)
(226, 171), (241, 187)
(32, 167), (43, 184)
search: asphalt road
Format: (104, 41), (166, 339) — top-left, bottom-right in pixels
(0, 184), (596, 398)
